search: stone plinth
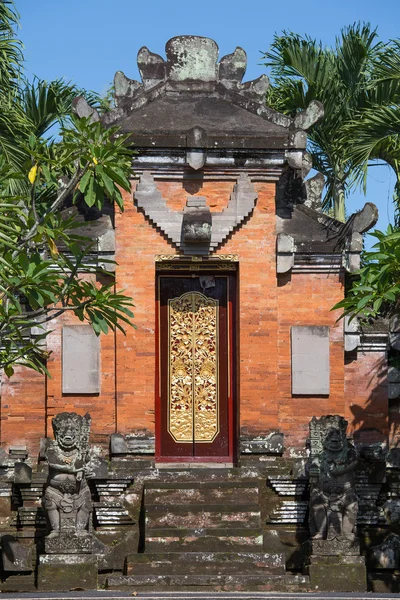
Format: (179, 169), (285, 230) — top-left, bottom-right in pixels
(310, 537), (360, 555)
(44, 532), (94, 554)
(38, 554), (98, 591)
(308, 538), (367, 592)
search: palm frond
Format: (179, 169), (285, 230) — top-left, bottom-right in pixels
(20, 78), (82, 138)
(0, 1), (22, 89)
(346, 105), (400, 166)
(263, 23), (400, 220)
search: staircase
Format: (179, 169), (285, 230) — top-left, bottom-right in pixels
(144, 480), (263, 552)
(107, 471), (308, 591)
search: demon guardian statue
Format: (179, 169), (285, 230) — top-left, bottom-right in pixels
(43, 412), (94, 553)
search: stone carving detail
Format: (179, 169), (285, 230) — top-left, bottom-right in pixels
(134, 172), (257, 255)
(182, 197), (212, 245)
(111, 36), (275, 115)
(43, 412), (94, 554)
(169, 292), (219, 443)
(308, 415), (359, 542)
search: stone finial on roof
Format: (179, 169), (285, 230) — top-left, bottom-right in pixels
(91, 35), (324, 154)
(114, 35), (270, 105)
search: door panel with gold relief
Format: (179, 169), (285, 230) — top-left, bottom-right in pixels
(156, 274), (234, 461)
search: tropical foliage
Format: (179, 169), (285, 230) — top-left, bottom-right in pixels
(263, 24), (400, 319)
(0, 2), (135, 376)
(344, 40), (400, 223)
(262, 23), (400, 222)
(332, 225), (400, 320)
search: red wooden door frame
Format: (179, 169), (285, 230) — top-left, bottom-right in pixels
(155, 272), (236, 463)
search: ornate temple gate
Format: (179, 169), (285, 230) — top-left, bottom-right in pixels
(156, 272), (236, 462)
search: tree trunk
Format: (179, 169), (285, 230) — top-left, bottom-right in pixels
(333, 181), (345, 222)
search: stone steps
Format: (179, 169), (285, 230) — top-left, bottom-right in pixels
(145, 481), (259, 506)
(145, 504), (260, 529)
(134, 474), (272, 588)
(145, 478), (260, 487)
(145, 527), (263, 552)
(107, 572), (309, 591)
(126, 551), (285, 576)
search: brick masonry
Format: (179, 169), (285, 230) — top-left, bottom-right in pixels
(0, 176), (389, 455)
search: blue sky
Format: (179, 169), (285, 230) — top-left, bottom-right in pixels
(18, 0), (399, 238)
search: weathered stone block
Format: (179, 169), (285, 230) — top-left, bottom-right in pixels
(309, 555), (366, 592)
(1, 535), (32, 572)
(14, 462), (32, 485)
(38, 554), (98, 591)
(291, 326), (330, 395)
(110, 432), (128, 455)
(62, 326), (100, 394)
(241, 432), (284, 454)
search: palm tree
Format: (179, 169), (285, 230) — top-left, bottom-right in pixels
(262, 23), (384, 221)
(344, 41), (400, 224)
(0, 2), (105, 193)
(0, 1), (26, 175)
(0, 1), (135, 375)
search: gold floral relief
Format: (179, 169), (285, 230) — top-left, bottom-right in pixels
(168, 292), (219, 443)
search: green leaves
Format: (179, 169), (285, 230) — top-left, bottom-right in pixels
(263, 23), (399, 221)
(61, 117), (133, 210)
(71, 282), (136, 336)
(0, 105), (136, 376)
(332, 224), (400, 320)
(0, 2), (136, 376)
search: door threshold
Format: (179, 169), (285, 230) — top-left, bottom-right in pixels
(156, 462), (234, 469)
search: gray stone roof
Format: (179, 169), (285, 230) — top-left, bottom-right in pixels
(102, 36), (323, 151)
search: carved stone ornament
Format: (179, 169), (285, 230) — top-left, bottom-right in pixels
(96, 35), (324, 153)
(308, 415), (359, 544)
(43, 412), (94, 554)
(155, 254), (239, 262)
(135, 172), (257, 255)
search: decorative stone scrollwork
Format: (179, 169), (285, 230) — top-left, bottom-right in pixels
(135, 172), (257, 255)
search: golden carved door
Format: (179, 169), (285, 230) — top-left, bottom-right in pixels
(156, 274), (235, 462)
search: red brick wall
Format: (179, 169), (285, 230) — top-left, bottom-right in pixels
(345, 351), (388, 444)
(1, 366), (45, 456)
(276, 273), (346, 449)
(0, 175), (390, 455)
(112, 177), (355, 449)
(45, 304), (117, 447)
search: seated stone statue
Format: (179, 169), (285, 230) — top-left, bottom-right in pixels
(43, 412), (92, 539)
(309, 423), (358, 541)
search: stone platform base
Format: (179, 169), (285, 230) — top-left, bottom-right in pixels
(37, 554), (98, 591)
(309, 555), (367, 592)
(106, 572), (310, 592)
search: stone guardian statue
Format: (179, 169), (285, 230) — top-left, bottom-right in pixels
(308, 415), (358, 541)
(307, 416), (367, 591)
(43, 412), (93, 552)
